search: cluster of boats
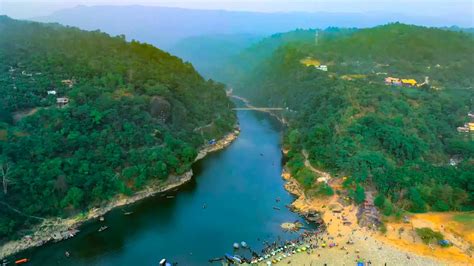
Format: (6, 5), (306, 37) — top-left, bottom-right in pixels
(216, 242), (312, 265)
(251, 243), (311, 264)
(1, 258), (29, 265)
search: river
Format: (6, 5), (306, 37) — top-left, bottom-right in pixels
(16, 110), (310, 265)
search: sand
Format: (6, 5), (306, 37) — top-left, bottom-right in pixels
(277, 167), (474, 265)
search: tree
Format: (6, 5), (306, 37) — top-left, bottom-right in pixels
(0, 158), (12, 195)
(61, 187), (84, 209)
(354, 185), (366, 204)
(0, 108), (13, 124)
(288, 129), (301, 147)
(415, 228), (444, 245)
(374, 194), (385, 208)
(409, 187), (427, 213)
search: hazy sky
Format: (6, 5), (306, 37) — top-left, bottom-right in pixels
(1, 0), (473, 25)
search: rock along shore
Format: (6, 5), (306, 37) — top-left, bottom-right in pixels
(278, 150), (471, 265)
(0, 129), (239, 260)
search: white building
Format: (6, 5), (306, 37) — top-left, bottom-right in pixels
(316, 65), (328, 71)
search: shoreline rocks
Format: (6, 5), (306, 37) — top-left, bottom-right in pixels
(0, 130), (239, 260)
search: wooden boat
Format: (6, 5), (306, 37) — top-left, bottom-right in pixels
(98, 226), (108, 232)
(15, 258), (29, 264)
(224, 254), (242, 264)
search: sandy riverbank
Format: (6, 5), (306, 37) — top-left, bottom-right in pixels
(0, 130), (239, 260)
(277, 166), (474, 265)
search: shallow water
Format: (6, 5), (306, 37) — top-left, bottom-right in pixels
(16, 110), (310, 265)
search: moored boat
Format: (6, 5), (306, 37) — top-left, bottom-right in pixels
(15, 258), (29, 265)
(98, 226), (108, 232)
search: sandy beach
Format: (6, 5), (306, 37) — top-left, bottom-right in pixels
(271, 161), (474, 265)
(0, 130), (239, 260)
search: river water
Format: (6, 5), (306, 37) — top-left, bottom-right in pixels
(17, 110), (309, 265)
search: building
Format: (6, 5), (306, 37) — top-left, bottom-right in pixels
(401, 79), (417, 87)
(469, 123), (474, 131)
(457, 123), (474, 133)
(385, 77), (402, 86)
(385, 77), (417, 87)
(56, 97), (69, 107)
(457, 126), (470, 133)
(300, 57), (321, 67)
(316, 65), (328, 71)
(61, 79), (74, 88)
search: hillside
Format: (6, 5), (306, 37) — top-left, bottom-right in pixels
(215, 28), (357, 87)
(169, 33), (263, 79)
(0, 16), (236, 240)
(233, 23), (474, 214)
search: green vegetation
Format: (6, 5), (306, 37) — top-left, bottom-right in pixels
(230, 23), (474, 213)
(220, 28), (357, 88)
(452, 212), (474, 230)
(0, 16), (236, 240)
(415, 227), (444, 245)
(170, 33), (263, 80)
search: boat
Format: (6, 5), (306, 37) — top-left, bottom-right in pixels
(159, 258), (172, 266)
(98, 226), (108, 232)
(233, 242), (240, 249)
(208, 257), (223, 263)
(166, 195), (175, 199)
(15, 258), (29, 265)
(224, 254), (242, 264)
(241, 241), (248, 248)
(123, 212), (133, 216)
(273, 207), (280, 211)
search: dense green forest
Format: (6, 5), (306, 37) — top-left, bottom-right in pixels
(196, 27), (357, 87)
(0, 16), (236, 240)
(231, 23), (474, 215)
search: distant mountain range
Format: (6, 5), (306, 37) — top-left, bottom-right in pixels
(33, 5), (472, 50)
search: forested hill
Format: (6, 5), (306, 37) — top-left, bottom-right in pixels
(234, 23), (474, 214)
(218, 28), (357, 87)
(0, 16), (235, 239)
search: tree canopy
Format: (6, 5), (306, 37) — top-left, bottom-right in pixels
(0, 16), (236, 240)
(230, 23), (474, 214)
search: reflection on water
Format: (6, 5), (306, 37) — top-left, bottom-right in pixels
(18, 110), (310, 266)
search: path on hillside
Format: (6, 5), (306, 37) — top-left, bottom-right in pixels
(302, 149), (332, 183)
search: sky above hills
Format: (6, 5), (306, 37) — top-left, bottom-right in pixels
(1, 0), (473, 27)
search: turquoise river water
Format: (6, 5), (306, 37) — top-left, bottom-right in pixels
(15, 110), (311, 265)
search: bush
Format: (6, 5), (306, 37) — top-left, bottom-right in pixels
(379, 222), (387, 234)
(382, 200), (394, 216)
(318, 183), (335, 196)
(353, 185), (366, 204)
(374, 194), (385, 208)
(415, 227), (444, 244)
(432, 200), (450, 212)
(295, 168), (315, 189)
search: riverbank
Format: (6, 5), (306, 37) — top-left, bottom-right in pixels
(278, 152), (474, 265)
(0, 130), (239, 260)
